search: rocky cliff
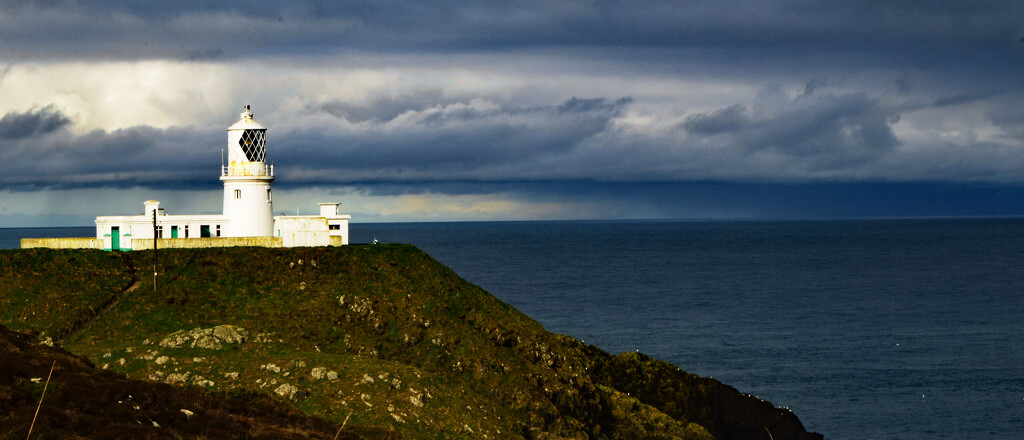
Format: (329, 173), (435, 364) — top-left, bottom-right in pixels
(0, 246), (823, 440)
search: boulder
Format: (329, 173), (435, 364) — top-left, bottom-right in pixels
(158, 325), (249, 350)
(274, 383), (307, 401)
(311, 367), (328, 380)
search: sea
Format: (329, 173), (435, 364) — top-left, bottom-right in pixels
(3, 218), (1023, 440)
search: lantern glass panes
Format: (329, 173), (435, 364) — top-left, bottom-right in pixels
(239, 129), (267, 162)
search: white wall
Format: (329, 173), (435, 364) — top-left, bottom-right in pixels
(221, 177), (274, 237)
(275, 216), (330, 247)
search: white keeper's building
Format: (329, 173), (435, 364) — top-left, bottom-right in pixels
(86, 105), (350, 251)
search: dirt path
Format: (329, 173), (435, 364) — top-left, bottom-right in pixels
(55, 256), (142, 345)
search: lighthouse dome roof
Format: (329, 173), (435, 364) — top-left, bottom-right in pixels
(227, 105), (266, 131)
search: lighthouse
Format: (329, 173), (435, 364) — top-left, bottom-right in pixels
(33, 104), (350, 251)
(221, 105), (275, 237)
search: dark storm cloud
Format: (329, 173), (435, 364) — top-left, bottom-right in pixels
(0, 106), (71, 140)
(2, 87), (1020, 193)
(0, 97), (631, 189)
(683, 105), (748, 135)
(279, 97), (632, 183)
(0, 108), (220, 189)
(931, 90), (1001, 108)
(180, 48), (224, 61)
(682, 88), (900, 173)
(4, 0), (1023, 73)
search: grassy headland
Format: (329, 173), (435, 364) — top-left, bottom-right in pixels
(0, 245), (823, 440)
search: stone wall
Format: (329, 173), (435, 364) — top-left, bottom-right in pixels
(20, 237), (103, 250)
(132, 237), (284, 250)
(18, 235), (339, 250)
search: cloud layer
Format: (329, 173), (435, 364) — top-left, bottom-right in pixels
(4, 86), (1021, 191)
(2, 1), (1024, 225)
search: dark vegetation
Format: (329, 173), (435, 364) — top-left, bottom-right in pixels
(0, 324), (359, 439)
(0, 245), (823, 440)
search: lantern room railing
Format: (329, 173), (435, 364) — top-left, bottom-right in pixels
(222, 163), (274, 177)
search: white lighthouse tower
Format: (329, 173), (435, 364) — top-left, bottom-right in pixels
(221, 105), (275, 237)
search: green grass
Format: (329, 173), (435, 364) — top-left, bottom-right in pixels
(0, 249), (133, 338)
(0, 245), (824, 440)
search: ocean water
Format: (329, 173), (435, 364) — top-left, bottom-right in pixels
(5, 219), (1024, 439)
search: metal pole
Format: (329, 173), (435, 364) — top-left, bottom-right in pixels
(152, 209), (158, 291)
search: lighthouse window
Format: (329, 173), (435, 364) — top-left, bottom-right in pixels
(267, 189), (272, 202)
(235, 189), (241, 199)
(239, 129), (267, 162)
(216, 225), (222, 237)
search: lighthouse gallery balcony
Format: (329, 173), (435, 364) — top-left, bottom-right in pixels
(222, 163), (274, 177)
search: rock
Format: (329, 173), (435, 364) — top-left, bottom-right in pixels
(192, 334), (223, 349)
(410, 394), (425, 408)
(158, 332), (191, 348)
(180, 409), (193, 418)
(274, 383), (296, 397)
(211, 325), (246, 344)
(311, 367), (328, 380)
(262, 363), (281, 373)
(158, 325), (249, 350)
(224, 372), (239, 380)
(327, 370), (338, 380)
(165, 372), (190, 384)
(155, 356), (170, 365)
(294, 360), (306, 368)
(274, 383), (306, 401)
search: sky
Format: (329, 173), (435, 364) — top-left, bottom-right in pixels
(3, 1), (1024, 226)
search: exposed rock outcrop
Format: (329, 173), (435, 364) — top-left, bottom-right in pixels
(159, 325), (248, 349)
(0, 325), (359, 439)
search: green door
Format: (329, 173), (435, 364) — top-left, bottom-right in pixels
(111, 226), (120, 250)
(171, 226), (179, 238)
(201, 225), (211, 238)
